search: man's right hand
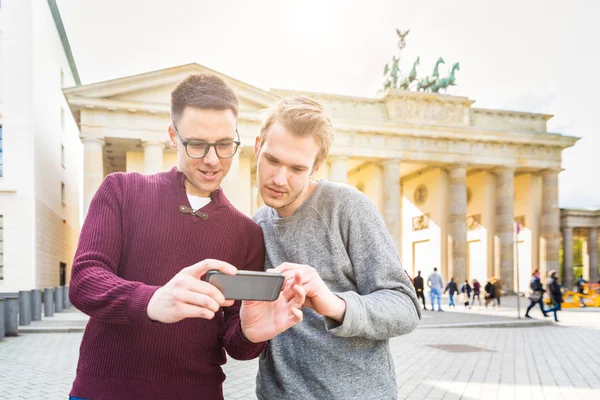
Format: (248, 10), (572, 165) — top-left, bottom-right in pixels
(147, 259), (237, 323)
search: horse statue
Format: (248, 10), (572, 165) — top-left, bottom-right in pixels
(432, 62), (460, 93)
(383, 55), (401, 90)
(417, 57), (445, 92)
(399, 56), (420, 90)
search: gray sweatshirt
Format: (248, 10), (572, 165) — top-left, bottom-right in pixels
(252, 179), (421, 400)
(427, 271), (444, 290)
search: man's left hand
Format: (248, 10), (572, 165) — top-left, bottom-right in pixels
(240, 271), (305, 343)
(269, 263), (346, 322)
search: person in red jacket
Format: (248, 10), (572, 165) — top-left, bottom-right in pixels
(68, 74), (305, 400)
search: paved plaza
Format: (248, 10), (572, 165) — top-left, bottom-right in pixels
(1, 298), (599, 399)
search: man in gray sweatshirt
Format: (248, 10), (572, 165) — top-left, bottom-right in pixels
(252, 96), (422, 400)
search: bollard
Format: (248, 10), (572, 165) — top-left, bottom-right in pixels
(31, 289), (42, 321)
(63, 285), (71, 309)
(0, 298), (5, 340)
(43, 288), (54, 317)
(54, 286), (64, 313)
(18, 291), (32, 326)
(2, 296), (19, 336)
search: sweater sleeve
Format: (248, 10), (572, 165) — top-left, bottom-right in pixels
(69, 174), (160, 324)
(326, 193), (422, 340)
(219, 223), (268, 360)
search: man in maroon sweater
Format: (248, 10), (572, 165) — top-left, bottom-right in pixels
(68, 74), (305, 400)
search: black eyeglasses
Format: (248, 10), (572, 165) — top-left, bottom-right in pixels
(172, 123), (241, 159)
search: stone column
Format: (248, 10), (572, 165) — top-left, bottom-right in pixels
(495, 167), (515, 292)
(448, 164), (468, 282)
(328, 156), (348, 184)
(82, 137), (105, 217)
(143, 140), (164, 175)
(562, 227), (574, 287)
(381, 159), (402, 253)
(589, 227), (599, 283)
(540, 170), (562, 287)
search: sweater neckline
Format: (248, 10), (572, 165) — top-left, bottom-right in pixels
(165, 167), (232, 214)
(271, 179), (325, 225)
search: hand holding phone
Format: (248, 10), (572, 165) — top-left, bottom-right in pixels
(206, 270), (285, 301)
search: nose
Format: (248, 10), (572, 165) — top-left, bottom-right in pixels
(202, 146), (219, 167)
(271, 166), (288, 187)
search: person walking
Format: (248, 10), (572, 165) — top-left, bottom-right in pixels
(525, 269), (549, 319)
(460, 280), (472, 308)
(444, 277), (459, 308)
(493, 277), (503, 307)
(546, 270), (563, 322)
(484, 279), (496, 307)
(427, 268), (444, 312)
(413, 270), (427, 310)
(471, 279), (481, 307)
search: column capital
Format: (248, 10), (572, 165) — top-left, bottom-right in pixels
(328, 155), (349, 162)
(80, 136), (105, 146)
(379, 157), (402, 167)
(492, 166), (515, 175)
(446, 162), (468, 171)
(142, 140), (166, 148)
(539, 168), (562, 177)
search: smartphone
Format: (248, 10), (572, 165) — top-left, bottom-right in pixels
(206, 270), (285, 301)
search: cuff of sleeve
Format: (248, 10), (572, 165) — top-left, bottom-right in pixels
(229, 322), (268, 359)
(126, 284), (161, 324)
(324, 291), (361, 337)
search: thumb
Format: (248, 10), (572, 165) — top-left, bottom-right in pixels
(184, 259), (238, 279)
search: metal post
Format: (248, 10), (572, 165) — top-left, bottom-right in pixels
(3, 296), (19, 336)
(63, 286), (70, 309)
(43, 288), (54, 317)
(18, 291), (32, 326)
(515, 223), (521, 319)
(54, 286), (64, 313)
(31, 289), (42, 321)
(0, 298), (5, 340)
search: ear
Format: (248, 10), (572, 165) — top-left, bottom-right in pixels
(310, 161), (322, 177)
(253, 136), (261, 159)
(168, 125), (177, 150)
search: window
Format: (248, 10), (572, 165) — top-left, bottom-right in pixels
(61, 144), (65, 168)
(61, 182), (66, 205)
(0, 215), (3, 281)
(0, 126), (3, 177)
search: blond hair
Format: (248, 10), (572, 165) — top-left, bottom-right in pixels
(258, 96), (334, 168)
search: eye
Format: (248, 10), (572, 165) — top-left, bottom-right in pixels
(188, 141), (207, 150)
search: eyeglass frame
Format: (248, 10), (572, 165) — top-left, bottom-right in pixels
(171, 123), (241, 159)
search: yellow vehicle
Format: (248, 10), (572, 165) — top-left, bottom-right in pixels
(545, 283), (600, 308)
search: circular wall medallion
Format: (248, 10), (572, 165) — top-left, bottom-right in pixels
(414, 184), (428, 205)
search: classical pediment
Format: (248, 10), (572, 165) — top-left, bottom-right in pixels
(64, 63), (280, 115)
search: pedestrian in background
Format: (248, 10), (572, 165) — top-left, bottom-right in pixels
(444, 277), (459, 308)
(471, 279), (481, 307)
(525, 269), (548, 319)
(546, 270), (563, 322)
(427, 268), (444, 312)
(413, 270), (427, 310)
(460, 279), (472, 308)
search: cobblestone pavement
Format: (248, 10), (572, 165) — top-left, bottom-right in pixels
(1, 310), (599, 399)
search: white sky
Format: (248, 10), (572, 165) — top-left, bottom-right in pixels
(57, 0), (599, 208)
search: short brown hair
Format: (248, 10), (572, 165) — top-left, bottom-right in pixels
(171, 74), (238, 124)
(258, 96), (334, 168)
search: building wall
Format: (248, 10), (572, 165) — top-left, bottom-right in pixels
(348, 163), (383, 214)
(31, 0), (82, 288)
(402, 168), (449, 279)
(0, 0), (37, 290)
(126, 151), (176, 173)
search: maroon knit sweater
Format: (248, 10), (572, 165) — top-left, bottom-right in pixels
(69, 168), (267, 400)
